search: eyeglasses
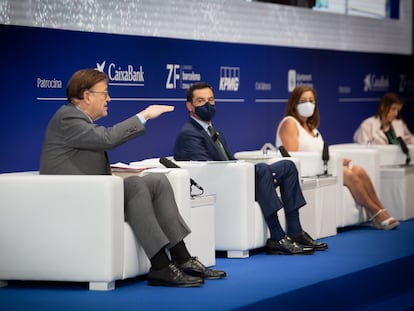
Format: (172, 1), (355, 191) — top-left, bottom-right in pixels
(194, 97), (215, 105)
(89, 90), (109, 99)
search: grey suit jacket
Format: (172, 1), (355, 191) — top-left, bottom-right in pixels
(40, 103), (145, 175)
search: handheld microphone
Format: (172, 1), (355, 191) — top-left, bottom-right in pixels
(159, 157), (204, 191)
(397, 136), (411, 166)
(278, 146), (291, 157)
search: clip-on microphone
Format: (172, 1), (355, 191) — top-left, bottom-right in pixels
(211, 131), (219, 142)
(397, 136), (412, 166)
(278, 145), (291, 157)
(317, 142), (332, 177)
(159, 157), (204, 196)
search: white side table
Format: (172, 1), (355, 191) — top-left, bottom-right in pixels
(300, 177), (337, 239)
(380, 165), (414, 221)
(187, 194), (216, 267)
(315, 176), (338, 238)
(278, 176), (337, 240)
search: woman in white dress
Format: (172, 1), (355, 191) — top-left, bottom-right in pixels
(276, 85), (399, 230)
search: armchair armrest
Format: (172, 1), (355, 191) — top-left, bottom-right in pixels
(330, 145), (380, 191)
(234, 150), (301, 175)
(369, 144), (414, 166)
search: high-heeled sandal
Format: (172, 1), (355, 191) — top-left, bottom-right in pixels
(369, 209), (400, 230)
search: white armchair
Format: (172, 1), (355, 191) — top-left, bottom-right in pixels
(234, 150), (339, 239)
(0, 168), (201, 291)
(132, 159), (268, 258)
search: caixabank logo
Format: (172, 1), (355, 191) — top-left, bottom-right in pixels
(363, 73), (389, 92)
(95, 61), (145, 86)
(165, 64), (201, 89)
(287, 69), (313, 92)
(219, 66), (240, 91)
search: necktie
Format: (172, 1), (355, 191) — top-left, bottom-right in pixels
(208, 126), (229, 160)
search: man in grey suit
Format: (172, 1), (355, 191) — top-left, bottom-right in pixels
(40, 69), (225, 287)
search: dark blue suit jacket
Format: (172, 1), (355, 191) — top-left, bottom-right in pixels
(174, 117), (306, 217)
(174, 118), (234, 161)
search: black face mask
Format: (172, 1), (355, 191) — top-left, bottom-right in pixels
(195, 102), (216, 121)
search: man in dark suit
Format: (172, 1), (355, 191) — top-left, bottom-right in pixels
(40, 69), (225, 287)
(174, 82), (327, 254)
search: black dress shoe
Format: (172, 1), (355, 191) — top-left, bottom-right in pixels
(266, 236), (314, 255)
(177, 257), (227, 280)
(147, 263), (204, 287)
(290, 231), (328, 251)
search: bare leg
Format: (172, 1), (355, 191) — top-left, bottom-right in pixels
(342, 166), (396, 224)
(352, 165), (385, 210)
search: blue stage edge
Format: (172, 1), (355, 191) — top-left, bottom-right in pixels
(1, 220), (414, 311)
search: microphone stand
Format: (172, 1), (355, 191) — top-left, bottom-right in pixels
(397, 137), (412, 167)
(159, 157), (204, 196)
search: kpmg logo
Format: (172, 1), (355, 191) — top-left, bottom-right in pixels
(363, 73), (389, 92)
(219, 66), (240, 91)
(95, 61), (144, 85)
(165, 64), (201, 89)
(287, 69), (313, 92)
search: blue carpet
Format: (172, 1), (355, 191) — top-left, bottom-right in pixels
(1, 220), (414, 311)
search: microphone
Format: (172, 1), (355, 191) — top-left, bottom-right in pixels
(397, 136), (411, 166)
(159, 157), (204, 192)
(317, 142), (331, 177)
(278, 146), (291, 157)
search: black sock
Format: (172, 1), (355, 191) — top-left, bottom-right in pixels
(150, 248), (170, 270)
(265, 213), (285, 241)
(286, 209), (303, 237)
(169, 240), (191, 264)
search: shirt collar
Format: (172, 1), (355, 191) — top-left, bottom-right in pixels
(72, 103), (94, 123)
(191, 116), (211, 133)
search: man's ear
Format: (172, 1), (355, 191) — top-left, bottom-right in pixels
(186, 101), (193, 113)
(82, 90), (91, 104)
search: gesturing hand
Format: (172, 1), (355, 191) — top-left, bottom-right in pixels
(139, 105), (175, 120)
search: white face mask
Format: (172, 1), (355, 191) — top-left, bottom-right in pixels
(296, 102), (315, 118)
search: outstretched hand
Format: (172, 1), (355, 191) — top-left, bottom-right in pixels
(139, 105), (175, 120)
